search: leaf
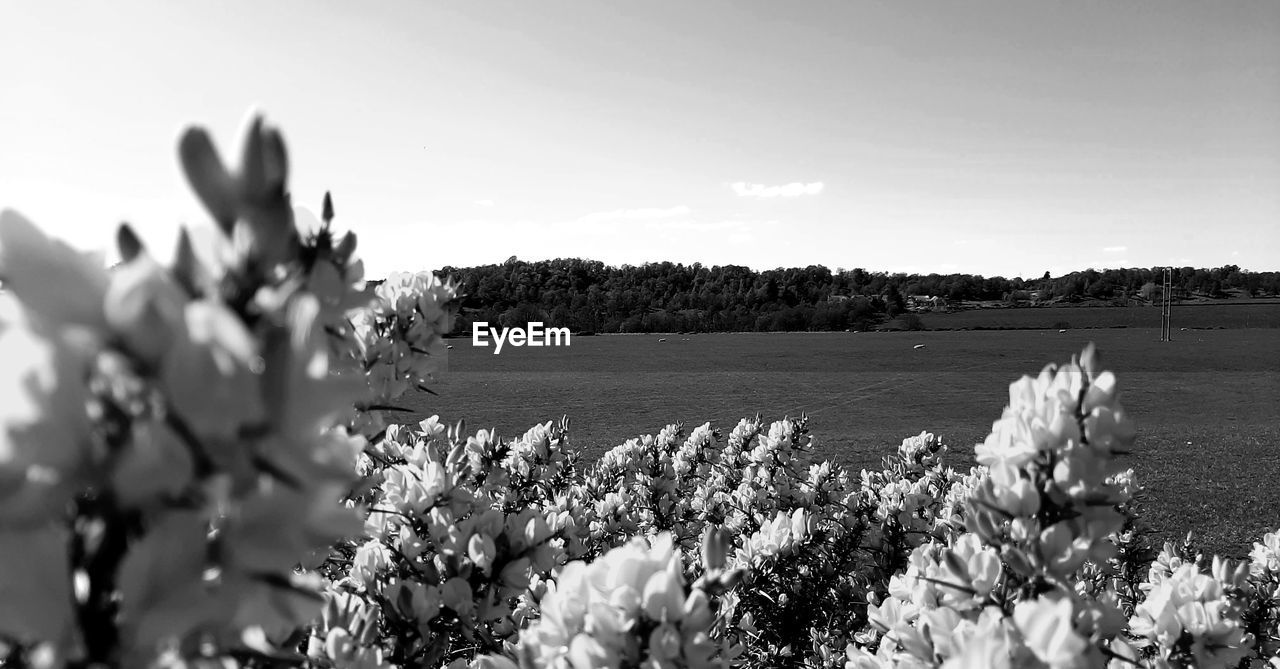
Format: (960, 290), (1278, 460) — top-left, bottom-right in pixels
(162, 301), (263, 441)
(0, 525), (75, 645)
(226, 571), (324, 640)
(259, 295), (363, 439)
(225, 484), (364, 574)
(111, 420), (194, 508)
(118, 510), (229, 654)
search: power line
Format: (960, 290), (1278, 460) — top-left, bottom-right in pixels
(1160, 267), (1173, 342)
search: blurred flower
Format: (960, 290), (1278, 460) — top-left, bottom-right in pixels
(1012, 596), (1090, 669)
(0, 209), (108, 334)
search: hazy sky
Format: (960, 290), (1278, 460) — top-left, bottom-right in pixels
(1, 1), (1276, 279)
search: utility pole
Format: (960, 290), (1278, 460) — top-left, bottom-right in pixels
(1160, 267), (1173, 341)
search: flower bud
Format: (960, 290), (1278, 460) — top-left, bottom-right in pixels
(237, 115), (288, 202)
(1002, 545), (1035, 578)
(683, 588), (713, 630)
(355, 606), (381, 645)
(790, 507), (808, 540)
(468, 533), (497, 573)
(322, 191), (335, 225)
(1010, 517), (1034, 543)
(966, 509), (1001, 544)
(1080, 343), (1100, 379)
(642, 560), (686, 622)
(701, 525), (730, 572)
(969, 550), (1002, 597)
(321, 593), (343, 630)
(942, 549), (969, 584)
(178, 128), (238, 233)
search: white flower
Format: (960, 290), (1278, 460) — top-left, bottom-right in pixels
(1129, 562), (1254, 666)
(515, 533), (714, 668)
(1012, 596), (1089, 669)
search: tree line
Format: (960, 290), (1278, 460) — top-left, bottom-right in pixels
(382, 260), (1280, 335)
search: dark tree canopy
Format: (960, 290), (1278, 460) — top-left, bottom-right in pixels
(371, 261), (1280, 335)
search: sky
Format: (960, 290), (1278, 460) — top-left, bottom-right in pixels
(1, 1), (1277, 280)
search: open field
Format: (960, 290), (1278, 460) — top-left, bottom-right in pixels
(403, 327), (1280, 559)
(920, 302), (1280, 330)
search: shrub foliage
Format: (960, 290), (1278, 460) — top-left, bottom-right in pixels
(0, 113), (1276, 669)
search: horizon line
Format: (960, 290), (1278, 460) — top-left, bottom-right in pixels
(407, 258), (1277, 282)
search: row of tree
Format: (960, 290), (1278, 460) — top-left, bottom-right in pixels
(394, 260), (1280, 334)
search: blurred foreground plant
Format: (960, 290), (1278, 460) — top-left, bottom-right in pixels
(0, 112), (454, 668)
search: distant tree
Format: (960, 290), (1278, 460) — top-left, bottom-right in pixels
(1007, 290), (1030, 304)
(883, 284), (906, 317)
(428, 260), (1279, 335)
(1086, 278), (1113, 299)
(1242, 273), (1262, 297)
(549, 304), (575, 330)
(619, 314), (644, 333)
(501, 303), (546, 329)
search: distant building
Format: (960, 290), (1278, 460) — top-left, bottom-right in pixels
(907, 295), (948, 312)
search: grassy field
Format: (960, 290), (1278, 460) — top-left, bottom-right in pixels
(919, 302), (1280, 330)
(403, 325), (1280, 559)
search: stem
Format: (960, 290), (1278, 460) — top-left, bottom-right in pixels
(71, 494), (137, 669)
(164, 409), (215, 479)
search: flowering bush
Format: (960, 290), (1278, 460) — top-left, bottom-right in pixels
(1, 112), (1277, 669)
(0, 112), (454, 668)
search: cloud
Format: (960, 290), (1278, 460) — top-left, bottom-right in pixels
(472, 199), (495, 207)
(730, 182), (824, 199)
(653, 218), (762, 232)
(1102, 245), (1127, 253)
(577, 205), (692, 224)
(1084, 258), (1129, 270)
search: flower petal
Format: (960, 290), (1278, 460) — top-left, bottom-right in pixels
(0, 209), (109, 333)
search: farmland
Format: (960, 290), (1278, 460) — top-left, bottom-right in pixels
(919, 301), (1280, 330)
(404, 320), (1280, 560)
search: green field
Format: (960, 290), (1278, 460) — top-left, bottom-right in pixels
(404, 324), (1280, 559)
